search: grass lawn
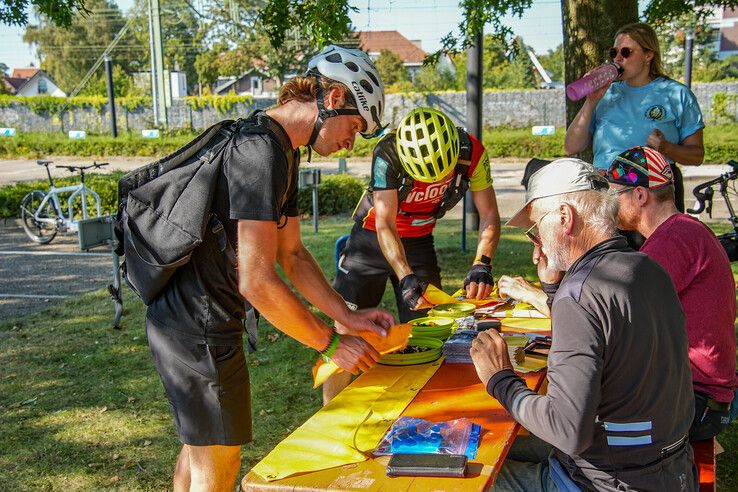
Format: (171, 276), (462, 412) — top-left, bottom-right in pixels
(0, 217), (736, 490)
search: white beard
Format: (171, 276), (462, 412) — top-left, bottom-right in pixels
(540, 223), (571, 272)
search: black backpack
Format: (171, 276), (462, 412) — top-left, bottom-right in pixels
(114, 110), (294, 306)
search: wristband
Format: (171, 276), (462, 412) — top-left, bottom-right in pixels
(320, 332), (340, 361)
(474, 254), (492, 266)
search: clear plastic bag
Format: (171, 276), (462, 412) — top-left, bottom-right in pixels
(374, 416), (482, 459)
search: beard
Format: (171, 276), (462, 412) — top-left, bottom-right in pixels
(539, 222), (571, 272)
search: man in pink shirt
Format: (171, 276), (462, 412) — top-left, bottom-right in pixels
(606, 146), (737, 441)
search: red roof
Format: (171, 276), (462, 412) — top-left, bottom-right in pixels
(355, 31), (426, 64)
(11, 68), (38, 79)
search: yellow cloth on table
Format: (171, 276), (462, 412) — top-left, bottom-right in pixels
(251, 360), (443, 482)
(501, 317), (552, 331)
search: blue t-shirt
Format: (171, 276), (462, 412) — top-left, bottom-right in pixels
(589, 77), (704, 170)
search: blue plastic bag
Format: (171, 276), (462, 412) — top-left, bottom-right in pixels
(374, 416), (482, 460)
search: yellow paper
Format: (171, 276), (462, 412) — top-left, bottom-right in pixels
(450, 288), (504, 306)
(424, 284), (457, 305)
(311, 324), (413, 388)
(501, 317), (552, 331)
(252, 361), (442, 481)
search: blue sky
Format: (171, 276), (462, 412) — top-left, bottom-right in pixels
(0, 0), (566, 70)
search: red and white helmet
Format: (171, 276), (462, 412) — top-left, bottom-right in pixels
(306, 45), (386, 143)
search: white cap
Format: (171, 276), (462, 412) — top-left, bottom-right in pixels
(506, 158), (609, 228)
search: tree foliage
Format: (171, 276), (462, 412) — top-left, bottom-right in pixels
(22, 0), (132, 93)
(375, 49), (409, 87)
(644, 0), (738, 25)
(536, 44), (563, 84)
(259, 0), (354, 51)
(451, 35), (537, 90)
(1, 0), (87, 27)
(193, 0), (314, 90)
(127, 0), (201, 92)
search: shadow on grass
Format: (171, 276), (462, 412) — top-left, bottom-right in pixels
(1, 218), (736, 489)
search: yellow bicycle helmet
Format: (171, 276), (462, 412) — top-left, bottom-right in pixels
(395, 108), (460, 183)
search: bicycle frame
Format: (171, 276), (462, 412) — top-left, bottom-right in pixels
(33, 183), (102, 232)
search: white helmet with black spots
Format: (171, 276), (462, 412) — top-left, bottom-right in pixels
(306, 45), (386, 147)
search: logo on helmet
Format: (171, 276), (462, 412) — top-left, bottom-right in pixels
(351, 81), (369, 112)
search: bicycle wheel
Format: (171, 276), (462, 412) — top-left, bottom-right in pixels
(20, 190), (58, 244)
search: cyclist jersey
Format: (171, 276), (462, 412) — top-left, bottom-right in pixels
(354, 129), (493, 238)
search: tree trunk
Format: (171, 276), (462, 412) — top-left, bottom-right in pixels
(561, 0), (637, 160)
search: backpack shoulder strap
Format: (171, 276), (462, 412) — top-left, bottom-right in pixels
(251, 110), (295, 170)
(457, 129), (472, 170)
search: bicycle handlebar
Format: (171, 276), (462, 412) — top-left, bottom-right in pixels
(56, 162), (109, 172)
(686, 160), (738, 214)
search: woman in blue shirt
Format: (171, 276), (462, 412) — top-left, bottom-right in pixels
(564, 22), (705, 212)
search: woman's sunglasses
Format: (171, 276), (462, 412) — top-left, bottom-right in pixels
(609, 47), (638, 59)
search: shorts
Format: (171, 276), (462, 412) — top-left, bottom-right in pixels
(146, 319), (252, 446)
(333, 224), (442, 322)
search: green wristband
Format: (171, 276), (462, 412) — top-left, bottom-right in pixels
(320, 332), (340, 361)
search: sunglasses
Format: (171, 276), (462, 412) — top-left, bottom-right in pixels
(612, 186), (636, 195)
(524, 209), (554, 245)
(609, 47), (639, 59)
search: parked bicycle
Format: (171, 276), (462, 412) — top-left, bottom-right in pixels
(687, 159), (738, 261)
(20, 160), (108, 244)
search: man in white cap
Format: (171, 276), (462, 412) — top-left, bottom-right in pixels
(470, 158), (697, 491)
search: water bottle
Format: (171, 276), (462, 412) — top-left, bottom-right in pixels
(565, 62), (622, 101)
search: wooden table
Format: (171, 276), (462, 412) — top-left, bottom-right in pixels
(242, 362), (546, 491)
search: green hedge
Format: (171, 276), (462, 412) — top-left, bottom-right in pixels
(297, 174), (366, 216)
(1, 124), (736, 162)
(0, 132), (193, 159)
(0, 171), (367, 219)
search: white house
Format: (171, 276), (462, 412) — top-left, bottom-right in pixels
(213, 68), (279, 96)
(710, 6), (738, 59)
(4, 68), (66, 97)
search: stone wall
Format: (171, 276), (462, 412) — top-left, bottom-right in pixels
(0, 81), (736, 133)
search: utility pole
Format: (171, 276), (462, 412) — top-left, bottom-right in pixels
(148, 0), (167, 127)
(463, 31), (483, 252)
(104, 56), (118, 137)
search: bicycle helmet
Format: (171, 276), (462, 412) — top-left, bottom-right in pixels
(306, 45), (386, 147)
(395, 108), (460, 183)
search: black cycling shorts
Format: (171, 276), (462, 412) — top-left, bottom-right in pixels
(147, 319), (252, 446)
(333, 224), (442, 322)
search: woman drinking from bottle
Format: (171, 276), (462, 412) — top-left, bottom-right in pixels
(564, 22), (704, 212)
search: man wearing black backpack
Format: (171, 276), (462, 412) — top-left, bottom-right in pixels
(145, 46), (393, 491)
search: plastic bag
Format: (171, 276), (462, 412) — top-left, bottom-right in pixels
(374, 416), (482, 460)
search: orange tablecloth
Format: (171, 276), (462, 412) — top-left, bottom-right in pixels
(242, 363), (546, 491)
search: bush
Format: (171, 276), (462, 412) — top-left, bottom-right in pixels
(297, 174), (367, 216)
(1, 172), (368, 220)
(0, 132), (194, 159)
(2, 124), (737, 163)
